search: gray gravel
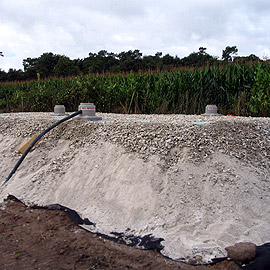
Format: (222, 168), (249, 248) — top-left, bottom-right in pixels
(0, 112), (269, 171)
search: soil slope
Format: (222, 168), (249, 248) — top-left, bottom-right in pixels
(0, 112), (269, 264)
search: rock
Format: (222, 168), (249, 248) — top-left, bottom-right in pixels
(186, 255), (203, 265)
(225, 242), (256, 264)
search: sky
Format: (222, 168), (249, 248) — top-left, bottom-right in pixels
(1, 0), (270, 71)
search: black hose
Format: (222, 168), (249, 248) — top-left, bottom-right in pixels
(2, 110), (82, 187)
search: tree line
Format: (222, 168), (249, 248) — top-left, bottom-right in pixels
(0, 46), (262, 82)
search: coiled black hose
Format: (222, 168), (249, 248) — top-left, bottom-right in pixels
(2, 110), (82, 187)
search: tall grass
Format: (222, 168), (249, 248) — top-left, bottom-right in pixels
(0, 62), (269, 116)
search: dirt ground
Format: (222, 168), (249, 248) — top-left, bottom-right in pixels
(0, 196), (241, 270)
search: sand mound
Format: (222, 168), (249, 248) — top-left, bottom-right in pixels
(0, 112), (269, 262)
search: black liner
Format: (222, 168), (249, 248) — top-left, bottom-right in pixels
(31, 204), (95, 226)
(28, 202), (270, 268)
(243, 243), (270, 270)
(4, 195), (270, 268)
(97, 231), (164, 252)
(31, 203), (165, 252)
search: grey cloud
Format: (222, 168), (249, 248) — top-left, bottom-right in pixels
(1, 0), (270, 70)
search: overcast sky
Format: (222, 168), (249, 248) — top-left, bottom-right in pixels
(1, 0), (270, 71)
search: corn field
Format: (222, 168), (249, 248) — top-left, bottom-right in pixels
(0, 62), (270, 116)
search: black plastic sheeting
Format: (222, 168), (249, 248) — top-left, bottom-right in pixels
(4, 195), (270, 268)
(31, 204), (95, 226)
(31, 203), (165, 252)
(97, 231), (164, 252)
(243, 243), (270, 270)
(29, 203), (270, 268)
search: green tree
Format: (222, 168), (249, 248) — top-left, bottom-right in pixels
(162, 54), (174, 66)
(53, 56), (80, 77)
(0, 69), (8, 81)
(118, 50), (143, 71)
(234, 54), (261, 64)
(222, 46), (238, 62)
(180, 47), (216, 66)
(248, 54), (260, 61)
(23, 57), (38, 71)
(23, 52), (61, 79)
(7, 68), (24, 81)
(142, 55), (156, 70)
(199, 47), (207, 54)
(0, 52), (5, 81)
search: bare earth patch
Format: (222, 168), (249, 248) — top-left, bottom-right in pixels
(0, 196), (241, 270)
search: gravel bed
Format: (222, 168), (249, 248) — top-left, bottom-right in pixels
(0, 112), (269, 170)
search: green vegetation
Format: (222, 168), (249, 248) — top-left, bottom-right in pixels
(0, 46), (261, 82)
(248, 64), (270, 116)
(1, 62), (269, 116)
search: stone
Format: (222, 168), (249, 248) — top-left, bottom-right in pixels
(225, 242), (256, 264)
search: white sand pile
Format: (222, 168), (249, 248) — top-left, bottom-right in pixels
(0, 112), (269, 262)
